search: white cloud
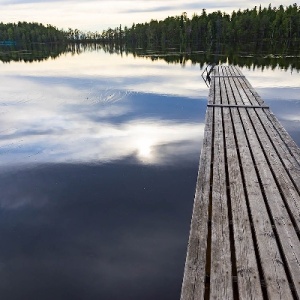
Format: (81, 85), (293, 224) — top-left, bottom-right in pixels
(1, 47), (300, 170)
(1, 50), (208, 98)
(0, 0), (297, 31)
(240, 66), (300, 96)
(0, 51), (206, 169)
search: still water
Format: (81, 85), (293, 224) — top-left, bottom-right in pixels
(0, 48), (299, 299)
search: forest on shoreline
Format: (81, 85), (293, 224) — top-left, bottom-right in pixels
(93, 3), (300, 51)
(0, 4), (299, 53)
(0, 22), (65, 45)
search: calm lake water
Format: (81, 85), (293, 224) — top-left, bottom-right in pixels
(0, 48), (299, 299)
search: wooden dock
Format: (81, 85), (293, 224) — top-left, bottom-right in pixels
(181, 65), (300, 300)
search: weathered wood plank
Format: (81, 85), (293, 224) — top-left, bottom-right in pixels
(265, 109), (300, 165)
(180, 106), (213, 300)
(181, 65), (300, 300)
(232, 68), (300, 166)
(228, 67), (253, 106)
(236, 76), (300, 228)
(237, 74), (300, 167)
(208, 73), (215, 105)
(261, 109), (300, 192)
(232, 76), (300, 297)
(229, 66), (241, 76)
(210, 104), (233, 299)
(215, 65), (221, 77)
(220, 75), (264, 299)
(214, 69), (221, 105)
(232, 67), (265, 105)
(229, 76), (294, 299)
(223, 66), (233, 77)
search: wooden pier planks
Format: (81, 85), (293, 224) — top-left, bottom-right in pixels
(181, 65), (300, 300)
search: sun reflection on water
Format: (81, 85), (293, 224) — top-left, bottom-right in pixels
(136, 138), (154, 163)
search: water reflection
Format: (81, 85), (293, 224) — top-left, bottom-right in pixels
(0, 47), (299, 299)
(0, 43), (69, 63)
(0, 48), (206, 299)
(2, 42), (300, 72)
(0, 163), (196, 300)
(0, 79), (204, 168)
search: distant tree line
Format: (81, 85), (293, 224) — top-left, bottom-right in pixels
(1, 3), (299, 52)
(0, 22), (66, 44)
(65, 28), (102, 42)
(92, 3), (300, 51)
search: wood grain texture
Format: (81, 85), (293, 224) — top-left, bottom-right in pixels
(180, 108), (213, 300)
(266, 109), (300, 164)
(181, 65), (300, 300)
(210, 104), (233, 300)
(237, 76), (300, 225)
(233, 75), (300, 296)
(229, 75), (294, 300)
(221, 76), (264, 299)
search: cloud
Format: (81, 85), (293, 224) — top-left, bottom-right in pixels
(184, 1), (238, 11)
(122, 5), (174, 14)
(0, 0), (295, 31)
(0, 0), (60, 4)
(0, 53), (206, 169)
(0, 51), (205, 296)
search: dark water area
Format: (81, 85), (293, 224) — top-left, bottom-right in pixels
(0, 46), (299, 299)
(0, 163), (196, 299)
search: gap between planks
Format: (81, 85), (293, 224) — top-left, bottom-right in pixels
(181, 65), (300, 300)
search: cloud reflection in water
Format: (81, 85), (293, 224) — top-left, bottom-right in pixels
(1, 50), (299, 299)
(0, 84), (204, 167)
(0, 51), (206, 169)
(0, 51), (206, 299)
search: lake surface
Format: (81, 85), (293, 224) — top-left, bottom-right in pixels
(0, 48), (299, 299)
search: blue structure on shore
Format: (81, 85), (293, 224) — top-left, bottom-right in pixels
(0, 41), (17, 46)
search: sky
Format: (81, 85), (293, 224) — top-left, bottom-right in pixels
(0, 0), (294, 32)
